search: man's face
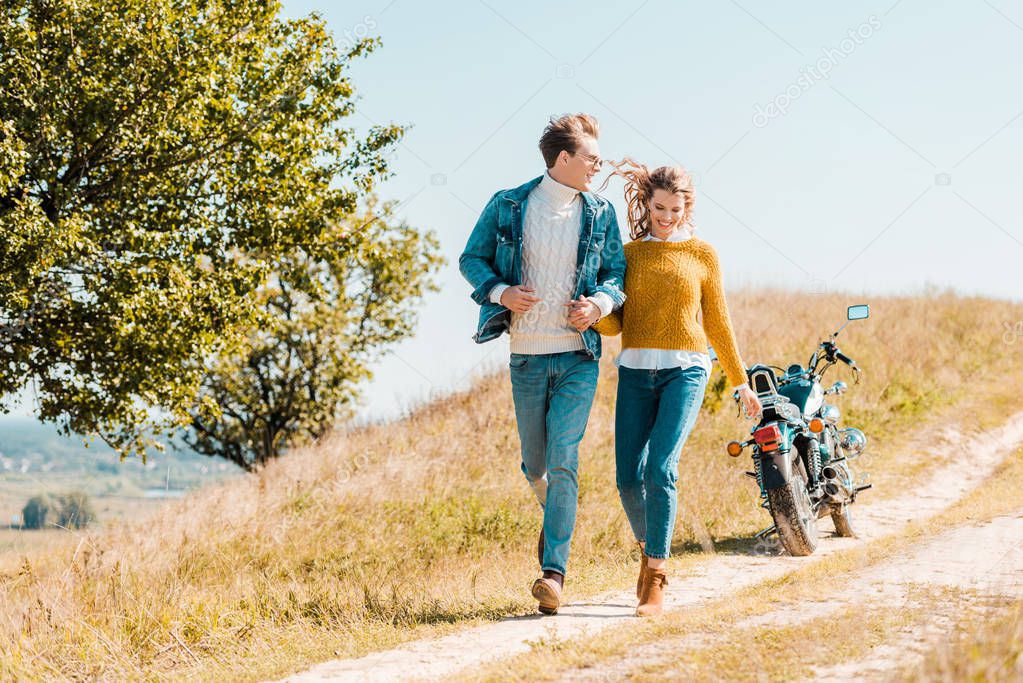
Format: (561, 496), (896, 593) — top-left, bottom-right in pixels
(552, 135), (601, 192)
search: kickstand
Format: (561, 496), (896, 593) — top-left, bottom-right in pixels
(754, 524), (777, 539)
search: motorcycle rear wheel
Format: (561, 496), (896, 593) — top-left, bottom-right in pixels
(767, 470), (819, 556)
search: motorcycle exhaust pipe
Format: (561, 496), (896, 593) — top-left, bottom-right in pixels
(823, 480), (845, 498)
(821, 465), (851, 500)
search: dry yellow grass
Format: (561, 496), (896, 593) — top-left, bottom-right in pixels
(1, 288), (1021, 681)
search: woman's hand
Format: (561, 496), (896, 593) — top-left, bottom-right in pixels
(736, 384), (762, 420)
(566, 296), (600, 331)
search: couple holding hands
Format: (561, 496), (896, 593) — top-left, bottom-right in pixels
(459, 113), (762, 617)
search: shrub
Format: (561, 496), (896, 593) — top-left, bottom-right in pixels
(21, 494), (54, 529)
(55, 491), (97, 530)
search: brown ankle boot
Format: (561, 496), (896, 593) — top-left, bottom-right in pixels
(636, 552), (648, 598)
(636, 567), (667, 617)
(531, 571), (563, 615)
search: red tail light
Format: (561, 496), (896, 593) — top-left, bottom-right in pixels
(753, 423), (783, 452)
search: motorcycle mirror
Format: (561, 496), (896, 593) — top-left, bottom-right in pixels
(847, 304), (869, 320)
(833, 303), (870, 337)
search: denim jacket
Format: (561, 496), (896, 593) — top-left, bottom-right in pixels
(458, 175), (626, 360)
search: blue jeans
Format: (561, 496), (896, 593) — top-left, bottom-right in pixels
(509, 350), (599, 576)
(615, 365), (708, 559)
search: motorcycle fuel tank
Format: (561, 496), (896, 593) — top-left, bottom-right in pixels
(778, 378), (824, 416)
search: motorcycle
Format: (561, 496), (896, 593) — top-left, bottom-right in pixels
(726, 304), (872, 556)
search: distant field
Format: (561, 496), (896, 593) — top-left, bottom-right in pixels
(0, 497), (179, 562)
(0, 418), (244, 545)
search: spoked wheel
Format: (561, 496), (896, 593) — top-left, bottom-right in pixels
(767, 469), (819, 556)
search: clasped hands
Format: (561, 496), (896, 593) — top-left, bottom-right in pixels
(499, 286), (599, 332)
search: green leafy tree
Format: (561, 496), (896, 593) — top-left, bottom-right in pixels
(186, 198), (442, 470)
(0, 0), (402, 457)
(21, 494), (54, 529)
(55, 490), (96, 529)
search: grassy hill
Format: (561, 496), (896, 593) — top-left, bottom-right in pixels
(1, 288), (1022, 681)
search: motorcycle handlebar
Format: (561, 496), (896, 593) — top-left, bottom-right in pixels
(835, 350), (855, 366)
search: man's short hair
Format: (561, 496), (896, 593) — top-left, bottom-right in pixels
(538, 113), (599, 168)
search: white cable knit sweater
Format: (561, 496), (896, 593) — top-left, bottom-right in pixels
(488, 172), (612, 355)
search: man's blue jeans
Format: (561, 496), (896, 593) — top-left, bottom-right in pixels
(509, 350), (599, 576)
(615, 365), (708, 559)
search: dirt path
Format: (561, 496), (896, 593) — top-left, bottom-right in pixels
(804, 511), (1023, 681)
(557, 509), (1023, 681)
(270, 411), (1023, 683)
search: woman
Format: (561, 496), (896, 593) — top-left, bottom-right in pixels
(590, 160), (761, 616)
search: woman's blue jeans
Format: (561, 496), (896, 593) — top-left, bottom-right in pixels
(615, 365), (708, 559)
(509, 350), (599, 576)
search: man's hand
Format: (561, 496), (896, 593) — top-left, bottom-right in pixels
(565, 296), (599, 332)
(736, 384), (762, 420)
(500, 285), (541, 313)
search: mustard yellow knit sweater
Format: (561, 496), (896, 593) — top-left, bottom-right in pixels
(592, 237), (748, 388)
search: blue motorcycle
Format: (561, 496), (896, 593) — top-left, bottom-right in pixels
(726, 305), (872, 555)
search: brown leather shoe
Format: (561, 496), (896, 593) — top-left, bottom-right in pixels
(636, 552), (648, 599)
(636, 567), (667, 617)
(537, 528), (544, 568)
(531, 574), (563, 615)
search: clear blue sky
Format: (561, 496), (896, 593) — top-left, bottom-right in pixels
(6, 0), (1022, 423)
(278, 0), (1021, 422)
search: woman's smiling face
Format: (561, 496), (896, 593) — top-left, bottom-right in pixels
(647, 188), (685, 238)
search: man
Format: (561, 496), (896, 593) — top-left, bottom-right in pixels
(459, 113), (626, 615)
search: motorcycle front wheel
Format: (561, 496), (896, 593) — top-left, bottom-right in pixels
(830, 502), (857, 538)
(768, 469), (819, 556)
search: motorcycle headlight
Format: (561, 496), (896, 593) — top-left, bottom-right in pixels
(821, 404), (841, 424)
(839, 427), (867, 457)
(775, 402), (801, 423)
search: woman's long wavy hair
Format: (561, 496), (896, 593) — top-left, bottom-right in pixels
(599, 158), (696, 241)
